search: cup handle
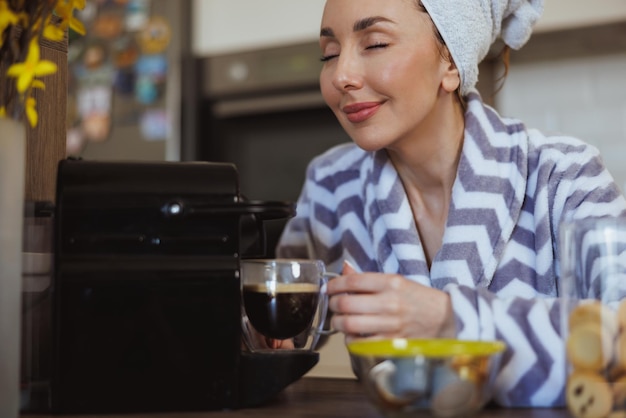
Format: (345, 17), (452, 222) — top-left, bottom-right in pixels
(315, 272), (339, 336)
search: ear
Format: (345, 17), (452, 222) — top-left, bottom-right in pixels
(440, 48), (461, 93)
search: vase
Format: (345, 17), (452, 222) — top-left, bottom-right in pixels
(0, 117), (26, 418)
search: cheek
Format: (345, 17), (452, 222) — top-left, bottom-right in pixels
(319, 71), (336, 105)
(374, 52), (427, 92)
(376, 62), (404, 89)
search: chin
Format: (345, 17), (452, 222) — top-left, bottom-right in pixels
(352, 142), (386, 153)
(337, 116), (394, 152)
(347, 130), (391, 153)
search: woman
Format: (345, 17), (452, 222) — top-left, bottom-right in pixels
(276, 0), (626, 407)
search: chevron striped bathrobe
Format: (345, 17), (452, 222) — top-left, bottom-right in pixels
(276, 90), (626, 407)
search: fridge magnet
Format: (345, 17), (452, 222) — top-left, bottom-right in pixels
(135, 53), (167, 79)
(134, 54), (167, 104)
(73, 41), (116, 88)
(125, 0), (151, 32)
(66, 126), (86, 156)
(67, 38), (86, 66)
(82, 42), (108, 70)
(137, 16), (171, 55)
(134, 76), (159, 104)
(139, 108), (168, 141)
(92, 11), (124, 40)
(113, 69), (135, 96)
(76, 1), (98, 25)
(77, 86), (114, 143)
(112, 35), (139, 69)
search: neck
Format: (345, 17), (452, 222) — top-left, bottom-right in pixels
(386, 91), (465, 194)
(386, 91), (465, 267)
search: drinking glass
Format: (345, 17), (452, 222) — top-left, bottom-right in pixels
(240, 259), (336, 352)
(559, 217), (626, 418)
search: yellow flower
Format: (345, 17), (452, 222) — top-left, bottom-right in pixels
(73, 0), (86, 10)
(0, 107), (6, 118)
(32, 80), (46, 90)
(23, 80), (47, 128)
(0, 0), (20, 47)
(54, 0), (86, 36)
(6, 38), (58, 93)
(43, 15), (66, 42)
(25, 97), (38, 128)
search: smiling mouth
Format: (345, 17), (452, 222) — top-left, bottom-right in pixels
(343, 102), (382, 123)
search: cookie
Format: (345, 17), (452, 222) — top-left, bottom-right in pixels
(613, 375), (626, 409)
(567, 371), (613, 418)
(569, 301), (619, 338)
(608, 361), (626, 383)
(617, 300), (626, 332)
(567, 322), (615, 371)
(614, 333), (626, 372)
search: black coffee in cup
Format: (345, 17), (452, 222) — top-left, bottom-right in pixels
(243, 282), (319, 340)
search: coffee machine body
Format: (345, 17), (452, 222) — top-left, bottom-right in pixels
(49, 160), (317, 414)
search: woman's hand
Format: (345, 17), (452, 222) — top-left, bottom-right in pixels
(241, 320), (296, 351)
(326, 262), (456, 343)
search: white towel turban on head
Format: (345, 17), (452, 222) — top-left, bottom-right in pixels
(420, 0), (545, 95)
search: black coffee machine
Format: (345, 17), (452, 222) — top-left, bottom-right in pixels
(48, 159), (318, 414)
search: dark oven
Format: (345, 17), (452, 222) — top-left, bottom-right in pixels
(196, 41), (351, 255)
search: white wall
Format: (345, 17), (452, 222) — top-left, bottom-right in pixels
(192, 0), (626, 56)
(536, 0), (626, 32)
(192, 0), (326, 55)
(498, 53), (626, 193)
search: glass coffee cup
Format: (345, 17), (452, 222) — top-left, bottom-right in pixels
(559, 217), (626, 418)
(240, 259), (337, 352)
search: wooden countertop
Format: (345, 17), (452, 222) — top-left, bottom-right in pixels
(22, 377), (570, 418)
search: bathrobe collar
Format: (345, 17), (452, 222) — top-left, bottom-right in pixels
(363, 90), (529, 288)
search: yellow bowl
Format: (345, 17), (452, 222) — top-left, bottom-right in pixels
(347, 339), (506, 418)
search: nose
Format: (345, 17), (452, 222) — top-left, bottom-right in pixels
(331, 53), (363, 92)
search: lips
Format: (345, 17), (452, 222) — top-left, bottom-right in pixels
(342, 102), (382, 123)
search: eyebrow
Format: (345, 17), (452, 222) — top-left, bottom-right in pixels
(320, 16), (394, 38)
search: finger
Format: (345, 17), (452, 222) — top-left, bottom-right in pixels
(344, 333), (378, 345)
(330, 292), (396, 315)
(267, 338), (295, 349)
(277, 339), (295, 349)
(326, 272), (401, 295)
(342, 259), (357, 274)
(331, 313), (400, 336)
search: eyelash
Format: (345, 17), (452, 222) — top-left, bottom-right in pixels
(367, 42), (389, 50)
(320, 54), (337, 62)
(320, 42), (389, 62)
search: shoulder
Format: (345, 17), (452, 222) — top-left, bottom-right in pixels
(526, 128), (604, 174)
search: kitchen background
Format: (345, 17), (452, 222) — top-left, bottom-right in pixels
(66, 0), (185, 161)
(67, 0), (626, 378)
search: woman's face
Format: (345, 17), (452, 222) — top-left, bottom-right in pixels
(319, 0), (458, 152)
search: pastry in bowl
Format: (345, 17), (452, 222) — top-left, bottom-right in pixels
(348, 339), (506, 418)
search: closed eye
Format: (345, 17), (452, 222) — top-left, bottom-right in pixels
(321, 42), (389, 62)
(320, 54), (338, 62)
(366, 42), (389, 50)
